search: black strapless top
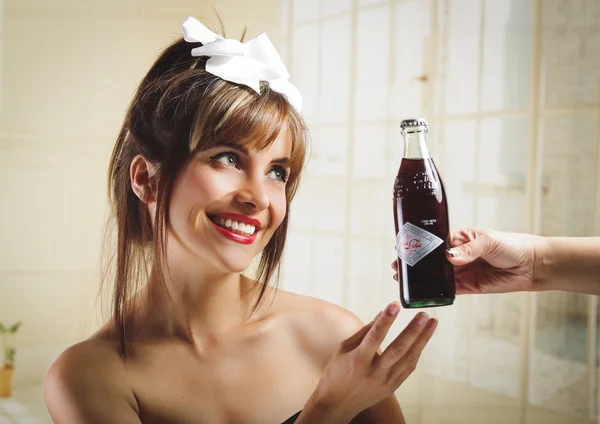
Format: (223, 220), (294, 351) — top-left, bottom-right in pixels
(282, 411), (301, 423)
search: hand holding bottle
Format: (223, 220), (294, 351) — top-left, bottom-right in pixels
(297, 303), (437, 423)
(392, 227), (600, 296)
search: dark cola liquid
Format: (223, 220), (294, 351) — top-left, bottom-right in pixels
(393, 158), (455, 308)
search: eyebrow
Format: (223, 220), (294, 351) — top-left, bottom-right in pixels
(214, 143), (291, 166)
(271, 157), (290, 165)
(216, 142), (249, 155)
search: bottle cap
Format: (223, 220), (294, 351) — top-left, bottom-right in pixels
(400, 118), (428, 130)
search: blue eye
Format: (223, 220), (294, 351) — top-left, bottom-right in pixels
(211, 152), (239, 168)
(268, 167), (289, 183)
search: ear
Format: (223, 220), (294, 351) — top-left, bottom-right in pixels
(130, 155), (158, 204)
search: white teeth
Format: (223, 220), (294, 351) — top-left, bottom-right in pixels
(213, 216), (257, 236)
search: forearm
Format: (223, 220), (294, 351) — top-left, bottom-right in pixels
(350, 396), (406, 424)
(535, 237), (600, 294)
(294, 395), (354, 424)
(295, 393), (406, 424)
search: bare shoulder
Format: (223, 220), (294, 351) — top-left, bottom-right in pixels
(44, 334), (140, 423)
(273, 289), (366, 368)
(45, 336), (125, 391)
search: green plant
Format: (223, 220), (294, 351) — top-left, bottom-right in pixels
(0, 322), (21, 369)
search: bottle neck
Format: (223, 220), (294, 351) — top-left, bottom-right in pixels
(403, 130), (430, 159)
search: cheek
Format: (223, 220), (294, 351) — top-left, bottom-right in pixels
(270, 190), (288, 227)
(170, 169), (219, 219)
(186, 167), (233, 203)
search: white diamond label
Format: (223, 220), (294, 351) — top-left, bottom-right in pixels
(396, 222), (443, 267)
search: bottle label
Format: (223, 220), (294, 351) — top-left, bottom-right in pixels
(396, 222), (443, 267)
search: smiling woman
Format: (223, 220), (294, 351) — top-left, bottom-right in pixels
(41, 16), (437, 424)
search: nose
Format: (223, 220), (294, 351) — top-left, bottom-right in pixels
(235, 175), (270, 212)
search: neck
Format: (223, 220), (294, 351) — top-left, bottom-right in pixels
(404, 130), (430, 159)
(134, 263), (262, 349)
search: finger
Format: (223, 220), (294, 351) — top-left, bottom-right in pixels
(391, 260), (398, 271)
(339, 311), (382, 352)
(393, 273), (398, 282)
(455, 283), (469, 295)
(446, 230), (488, 266)
(449, 227), (481, 247)
(450, 233), (470, 247)
(378, 312), (429, 369)
(359, 302), (400, 357)
(391, 318), (438, 382)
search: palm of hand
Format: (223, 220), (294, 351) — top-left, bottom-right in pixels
(452, 229), (536, 295)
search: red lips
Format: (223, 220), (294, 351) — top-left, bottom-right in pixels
(211, 212), (262, 231)
(208, 212), (262, 245)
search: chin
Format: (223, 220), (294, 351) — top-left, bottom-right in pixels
(217, 255), (254, 275)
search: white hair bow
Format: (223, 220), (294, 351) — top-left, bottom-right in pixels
(181, 16), (303, 113)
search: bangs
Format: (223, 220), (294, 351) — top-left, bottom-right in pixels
(189, 79), (307, 186)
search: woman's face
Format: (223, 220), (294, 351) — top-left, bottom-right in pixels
(167, 129), (293, 273)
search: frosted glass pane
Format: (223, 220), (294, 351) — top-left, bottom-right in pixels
(423, 296), (471, 382)
(353, 124), (387, 178)
(477, 196), (527, 232)
(443, 0), (482, 115)
(476, 116), (528, 231)
(540, 112), (598, 236)
(0, 273), (96, 342)
(281, 230), (313, 296)
(350, 179), (391, 238)
(289, 182), (317, 229)
(290, 177), (347, 233)
(0, 158), (93, 270)
(543, 0), (600, 28)
(542, 0), (600, 108)
(322, 0), (352, 16)
(293, 0), (320, 22)
(530, 292), (590, 416)
(481, 0), (533, 111)
(442, 119), (478, 228)
(309, 125), (348, 176)
(313, 178), (347, 233)
(312, 235), (345, 305)
(467, 294), (521, 398)
(292, 24), (320, 124)
(354, 7), (390, 120)
(389, 0), (433, 119)
(320, 15), (352, 123)
(359, 0), (386, 6)
(1, 14), (89, 137)
(347, 239), (384, 320)
(386, 124), (404, 178)
(479, 116), (528, 185)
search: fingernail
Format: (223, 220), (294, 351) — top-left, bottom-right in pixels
(416, 312), (429, 326)
(386, 303), (400, 316)
(428, 318), (438, 330)
(447, 248), (460, 258)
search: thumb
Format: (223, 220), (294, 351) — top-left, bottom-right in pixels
(446, 236), (488, 266)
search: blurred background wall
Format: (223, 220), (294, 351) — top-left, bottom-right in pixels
(1, 0), (599, 423)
